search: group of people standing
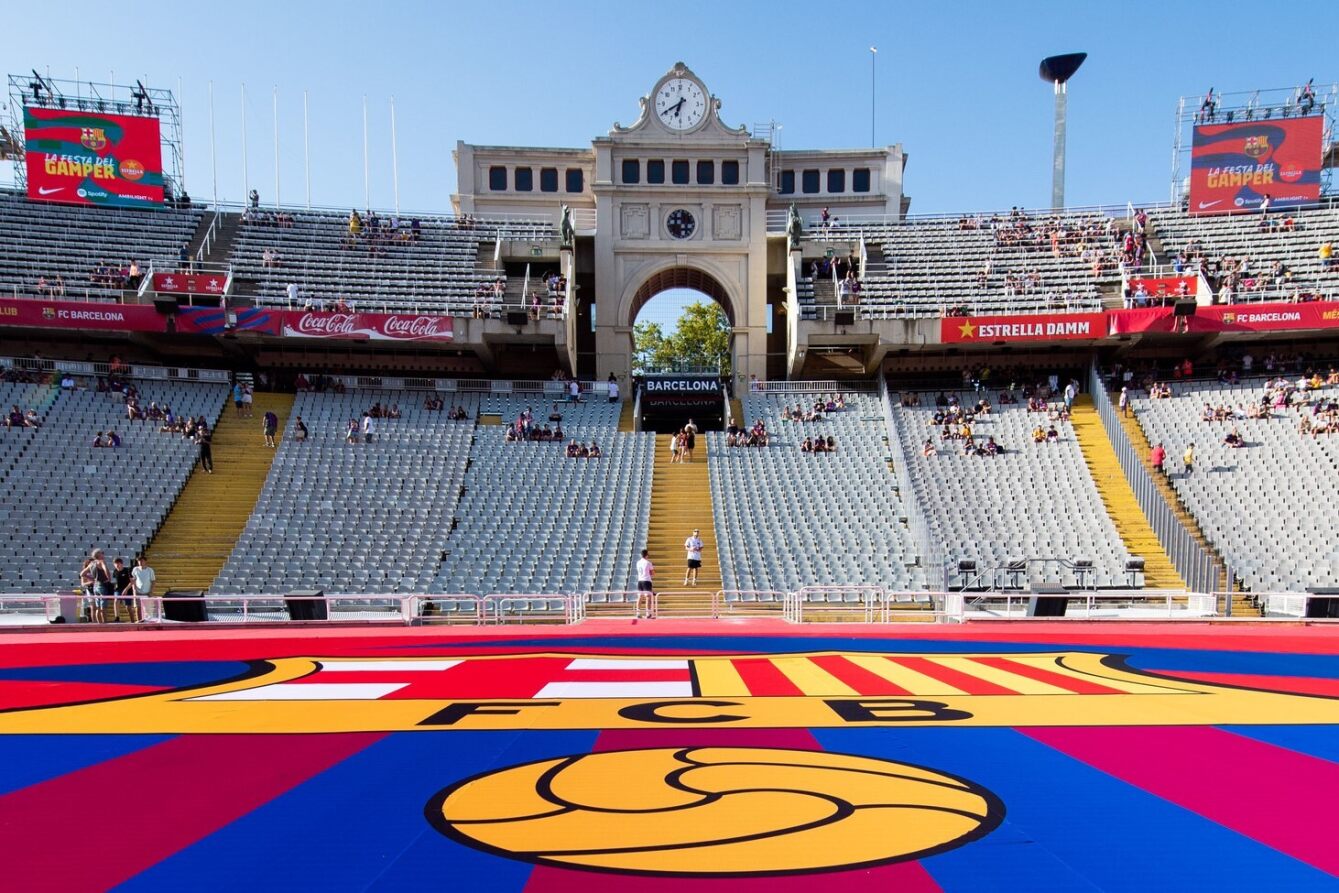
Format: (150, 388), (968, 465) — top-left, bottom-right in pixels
(668, 420), (698, 463)
(77, 551), (156, 623)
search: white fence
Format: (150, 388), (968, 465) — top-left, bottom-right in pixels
(2, 586), (1312, 628)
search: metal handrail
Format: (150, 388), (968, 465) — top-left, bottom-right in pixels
(1088, 362), (1219, 593)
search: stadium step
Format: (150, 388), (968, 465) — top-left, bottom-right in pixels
(618, 399), (636, 432)
(727, 398), (743, 426)
(1113, 397), (1254, 613)
(1069, 396), (1184, 590)
(143, 391), (295, 593)
(645, 433), (721, 597)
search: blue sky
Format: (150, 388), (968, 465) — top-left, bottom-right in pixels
(2, 0), (1331, 326)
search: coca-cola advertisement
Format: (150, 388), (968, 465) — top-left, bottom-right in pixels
(280, 311), (453, 342)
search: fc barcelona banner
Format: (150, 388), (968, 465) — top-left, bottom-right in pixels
(1189, 116), (1323, 214)
(23, 106), (165, 207)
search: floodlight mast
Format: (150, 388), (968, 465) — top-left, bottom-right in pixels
(1040, 53), (1086, 210)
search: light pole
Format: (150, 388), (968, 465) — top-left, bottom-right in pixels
(1040, 53), (1086, 210)
(869, 46), (878, 148)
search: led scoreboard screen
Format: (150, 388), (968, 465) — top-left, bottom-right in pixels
(23, 105), (164, 207)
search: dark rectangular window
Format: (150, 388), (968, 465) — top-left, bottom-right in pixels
(539, 168), (558, 193)
(566, 168), (584, 193)
(827, 169), (845, 193)
(779, 170), (795, 194)
(489, 166), (508, 191)
(722, 160), (740, 185)
(671, 160), (690, 185)
(647, 159), (665, 184)
(621, 159), (640, 184)
(852, 168), (871, 193)
(514, 167), (533, 191)
(801, 169), (820, 194)
(697, 160), (715, 185)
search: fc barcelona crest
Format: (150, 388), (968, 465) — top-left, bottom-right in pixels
(1243, 134), (1270, 159)
(80, 127), (108, 151)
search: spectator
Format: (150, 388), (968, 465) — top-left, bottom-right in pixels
(87, 550), (113, 624)
(241, 384), (254, 418)
(1150, 441), (1166, 475)
(568, 379), (582, 403)
(587, 441), (601, 459)
(1321, 241), (1335, 271)
(195, 423), (213, 473)
(92, 431), (107, 448)
(669, 428), (683, 463)
(1182, 442), (1195, 476)
(130, 556), (154, 622)
(293, 415), (308, 442)
(683, 529), (703, 587)
(249, 188), (260, 209)
(106, 430), (121, 448)
(683, 420), (697, 462)
(263, 409), (279, 448)
(111, 558), (135, 623)
(608, 374), (620, 403)
(636, 549), (655, 598)
(361, 411), (375, 444)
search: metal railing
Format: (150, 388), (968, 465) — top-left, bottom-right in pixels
(752, 379), (878, 394)
(879, 376), (947, 589)
(0, 354), (231, 383)
(1088, 362), (1220, 593)
(961, 589), (1218, 620)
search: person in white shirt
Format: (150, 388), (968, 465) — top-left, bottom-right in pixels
(636, 549), (654, 595)
(287, 282), (300, 306)
(683, 529), (704, 586)
(362, 412), (375, 443)
(608, 379), (620, 403)
(130, 556), (155, 623)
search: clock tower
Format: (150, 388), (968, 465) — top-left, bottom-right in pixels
(590, 62), (772, 389)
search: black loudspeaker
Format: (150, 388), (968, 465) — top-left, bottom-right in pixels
(1027, 587), (1069, 617)
(1173, 300), (1198, 317)
(505, 310), (528, 326)
(153, 297), (179, 314)
(285, 589), (328, 620)
(162, 589), (207, 622)
(834, 309), (855, 326)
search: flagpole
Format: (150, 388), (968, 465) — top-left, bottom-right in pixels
(177, 76), (186, 195)
(208, 80), (218, 207)
(241, 82), (249, 206)
(362, 94), (370, 210)
(303, 89), (311, 209)
(272, 86), (280, 208)
(869, 46), (878, 148)
(390, 96), (400, 215)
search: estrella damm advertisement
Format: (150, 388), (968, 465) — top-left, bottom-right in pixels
(23, 106), (164, 207)
(1189, 115), (1322, 214)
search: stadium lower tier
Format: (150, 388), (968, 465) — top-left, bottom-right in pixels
(0, 622), (1335, 889)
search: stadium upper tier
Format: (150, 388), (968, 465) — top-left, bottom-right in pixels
(798, 209), (1130, 319)
(0, 190), (200, 302)
(231, 209), (551, 313)
(1147, 204), (1339, 302)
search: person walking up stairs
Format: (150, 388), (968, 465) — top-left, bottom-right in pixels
(645, 423), (720, 616)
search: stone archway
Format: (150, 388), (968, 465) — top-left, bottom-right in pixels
(629, 267), (737, 329)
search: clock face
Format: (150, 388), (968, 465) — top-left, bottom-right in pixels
(655, 77), (707, 131)
(666, 209), (696, 240)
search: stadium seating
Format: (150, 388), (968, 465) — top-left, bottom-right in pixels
(211, 390), (477, 594)
(0, 379), (227, 593)
(1128, 377), (1339, 593)
(431, 396), (651, 595)
(230, 210), (551, 314)
(891, 393), (1132, 587)
(0, 190), (202, 301)
(803, 210), (1123, 318)
(707, 392), (925, 595)
(1148, 204), (1339, 301)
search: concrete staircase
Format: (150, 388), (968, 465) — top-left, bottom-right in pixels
(1069, 396), (1184, 590)
(143, 391), (294, 592)
(645, 433), (719, 617)
(727, 398), (744, 427)
(618, 399), (636, 432)
(1115, 400), (1258, 616)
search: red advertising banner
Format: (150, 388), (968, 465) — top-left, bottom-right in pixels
(1108, 300), (1339, 335)
(23, 106), (164, 207)
(941, 313), (1107, 344)
(1189, 116), (1323, 214)
(0, 299), (165, 332)
(280, 311), (454, 342)
(152, 271), (227, 296)
(1128, 276), (1196, 299)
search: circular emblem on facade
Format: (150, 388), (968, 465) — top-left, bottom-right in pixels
(426, 746), (1002, 876)
(666, 208), (696, 239)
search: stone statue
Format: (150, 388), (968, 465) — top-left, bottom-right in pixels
(560, 204), (575, 248)
(786, 203), (803, 250)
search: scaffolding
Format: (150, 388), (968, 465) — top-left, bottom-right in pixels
(1170, 82), (1337, 205)
(4, 72), (184, 198)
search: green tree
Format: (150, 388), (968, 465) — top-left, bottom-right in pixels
(633, 321), (673, 372)
(633, 300), (731, 375)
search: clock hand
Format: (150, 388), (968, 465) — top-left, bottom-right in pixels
(671, 97), (685, 117)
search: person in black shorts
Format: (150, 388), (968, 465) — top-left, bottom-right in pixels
(636, 549), (654, 594)
(111, 557), (135, 622)
(195, 424), (213, 473)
